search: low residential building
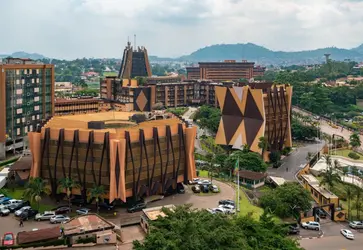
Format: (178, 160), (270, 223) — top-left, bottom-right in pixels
(238, 170), (267, 188)
(17, 226), (61, 245)
(55, 98), (101, 116)
(55, 82), (73, 94)
(140, 205), (175, 233)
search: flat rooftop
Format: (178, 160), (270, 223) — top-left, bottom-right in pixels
(301, 174), (319, 185)
(311, 184), (339, 199)
(142, 205), (175, 221)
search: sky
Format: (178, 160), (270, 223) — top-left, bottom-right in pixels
(1, 0), (363, 59)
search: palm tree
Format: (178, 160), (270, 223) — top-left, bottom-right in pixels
(23, 177), (51, 210)
(354, 186), (363, 220)
(345, 186), (354, 221)
(320, 157), (341, 191)
(258, 136), (268, 160)
(57, 177), (80, 210)
(342, 167), (349, 182)
(351, 166), (359, 185)
(87, 184), (106, 214)
(205, 153), (215, 182)
(0, 188), (10, 197)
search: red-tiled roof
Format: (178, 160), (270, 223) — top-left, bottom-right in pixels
(238, 170), (267, 180)
(17, 226), (61, 244)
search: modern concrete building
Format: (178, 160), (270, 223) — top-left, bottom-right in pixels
(215, 83), (293, 157)
(55, 98), (101, 116)
(186, 60), (265, 81)
(118, 42), (152, 79)
(0, 58), (54, 159)
(27, 112), (196, 203)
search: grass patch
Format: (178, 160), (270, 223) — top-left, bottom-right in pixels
(166, 107), (189, 116)
(86, 81), (100, 89)
(198, 170), (209, 178)
(103, 72), (118, 77)
(332, 149), (363, 160)
(236, 186), (264, 220)
(200, 137), (225, 154)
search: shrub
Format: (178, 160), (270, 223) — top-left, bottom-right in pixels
(76, 236), (97, 244)
(269, 151), (281, 163)
(281, 147), (292, 156)
(348, 152), (360, 160)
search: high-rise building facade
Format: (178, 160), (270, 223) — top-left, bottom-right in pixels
(186, 60), (266, 81)
(0, 58), (54, 159)
(118, 42), (152, 79)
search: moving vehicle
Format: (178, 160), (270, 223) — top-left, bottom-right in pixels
(2, 232), (14, 246)
(349, 221), (363, 229)
(209, 185), (219, 193)
(127, 202), (146, 213)
(192, 185), (201, 193)
(15, 206), (31, 216)
(0, 207), (10, 216)
(341, 229), (354, 240)
(53, 206), (71, 214)
(301, 221), (320, 231)
(35, 211), (56, 221)
(20, 209), (39, 221)
(50, 215), (70, 224)
(76, 208), (90, 215)
(219, 200), (235, 207)
(8, 201), (30, 213)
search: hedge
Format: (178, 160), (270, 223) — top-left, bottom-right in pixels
(348, 152), (360, 160)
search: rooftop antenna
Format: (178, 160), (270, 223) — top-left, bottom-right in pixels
(127, 36), (131, 48)
(134, 34), (136, 51)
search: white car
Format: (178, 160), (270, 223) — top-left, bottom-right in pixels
(198, 180), (212, 186)
(349, 221), (363, 229)
(15, 206), (31, 216)
(341, 229), (354, 240)
(35, 211), (56, 221)
(218, 204), (235, 214)
(207, 207), (226, 214)
(210, 185), (219, 193)
(1, 199), (22, 209)
(50, 215), (70, 224)
(76, 208), (90, 215)
(301, 221), (320, 231)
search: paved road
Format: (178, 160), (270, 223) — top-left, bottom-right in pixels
(267, 141), (325, 180)
(300, 235), (363, 250)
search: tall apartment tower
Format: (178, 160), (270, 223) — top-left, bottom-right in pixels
(0, 58), (55, 159)
(118, 41), (152, 79)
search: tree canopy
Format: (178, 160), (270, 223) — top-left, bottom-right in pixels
(133, 205), (303, 250)
(194, 105), (221, 133)
(225, 150), (267, 173)
(260, 183), (313, 218)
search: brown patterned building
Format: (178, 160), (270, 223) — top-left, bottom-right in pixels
(27, 112), (197, 203)
(186, 60), (265, 81)
(215, 84), (292, 158)
(55, 98), (101, 116)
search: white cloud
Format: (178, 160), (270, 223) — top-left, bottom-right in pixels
(1, 0), (363, 59)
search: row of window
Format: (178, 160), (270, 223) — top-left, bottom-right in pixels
(16, 106), (40, 114)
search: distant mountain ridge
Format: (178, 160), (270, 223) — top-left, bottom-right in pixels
(151, 43), (363, 65)
(0, 51), (46, 60)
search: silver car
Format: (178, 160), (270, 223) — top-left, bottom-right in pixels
(349, 221), (363, 229)
(35, 211), (56, 221)
(76, 208), (90, 215)
(15, 206), (31, 216)
(50, 215), (70, 224)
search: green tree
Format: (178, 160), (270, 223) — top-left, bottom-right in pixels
(225, 151), (267, 173)
(23, 177), (51, 210)
(257, 136), (268, 159)
(260, 182), (313, 219)
(319, 157), (341, 191)
(345, 186), (354, 221)
(57, 177), (80, 210)
(87, 184), (106, 214)
(349, 132), (361, 149)
(133, 205), (302, 250)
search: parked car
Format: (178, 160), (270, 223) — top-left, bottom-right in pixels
(0, 197), (11, 205)
(301, 221), (320, 231)
(177, 183), (185, 194)
(189, 178), (200, 185)
(209, 185), (219, 193)
(8, 201), (30, 213)
(219, 200), (235, 207)
(287, 225), (300, 235)
(198, 180), (212, 186)
(218, 205), (235, 214)
(98, 202), (114, 211)
(192, 185), (201, 193)
(76, 208), (91, 215)
(15, 206), (31, 216)
(0, 194), (5, 199)
(341, 229), (354, 240)
(0, 207), (10, 216)
(127, 202), (146, 213)
(50, 215), (70, 224)
(316, 208), (326, 219)
(70, 197), (86, 207)
(2, 232), (14, 246)
(53, 206), (71, 214)
(201, 184), (209, 193)
(20, 209), (39, 221)
(207, 208), (226, 214)
(349, 221), (363, 229)
(35, 211), (56, 221)
(1, 199), (22, 209)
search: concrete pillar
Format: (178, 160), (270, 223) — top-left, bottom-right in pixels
(0, 142), (5, 160)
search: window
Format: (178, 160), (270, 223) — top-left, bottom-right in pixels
(22, 79), (25, 84)
(36, 69), (39, 74)
(16, 89), (23, 95)
(16, 79), (20, 85)
(34, 106), (39, 111)
(16, 108), (22, 114)
(16, 70), (20, 75)
(16, 99), (22, 105)
(31, 79), (34, 83)
(16, 118), (20, 124)
(34, 87), (39, 93)
(32, 115), (35, 120)
(24, 126), (28, 133)
(22, 117), (25, 122)
(36, 114), (40, 119)
(34, 96), (39, 102)
(29, 125), (33, 131)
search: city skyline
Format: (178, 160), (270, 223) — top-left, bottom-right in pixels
(1, 0), (363, 59)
